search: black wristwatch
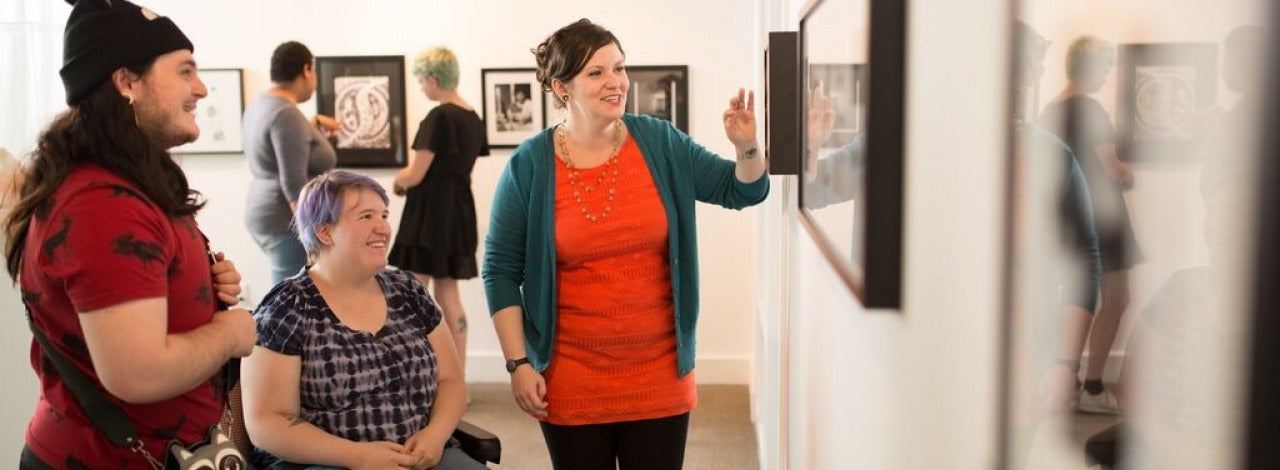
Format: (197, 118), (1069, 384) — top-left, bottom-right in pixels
(505, 357), (531, 373)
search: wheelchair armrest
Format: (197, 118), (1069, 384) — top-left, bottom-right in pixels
(452, 419), (501, 464)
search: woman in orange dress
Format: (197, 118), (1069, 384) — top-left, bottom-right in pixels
(482, 18), (769, 470)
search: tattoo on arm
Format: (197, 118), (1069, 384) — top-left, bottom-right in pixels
(457, 315), (469, 333)
(280, 413), (307, 427)
(739, 147), (759, 161)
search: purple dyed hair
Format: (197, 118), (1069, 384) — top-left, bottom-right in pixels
(292, 169), (389, 256)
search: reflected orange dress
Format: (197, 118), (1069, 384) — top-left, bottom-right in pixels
(545, 133), (697, 425)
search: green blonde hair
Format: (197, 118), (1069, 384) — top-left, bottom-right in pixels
(413, 46), (459, 91)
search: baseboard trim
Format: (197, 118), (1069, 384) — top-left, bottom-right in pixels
(465, 352), (751, 384)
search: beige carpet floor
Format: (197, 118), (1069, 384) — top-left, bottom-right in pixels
(460, 383), (759, 470)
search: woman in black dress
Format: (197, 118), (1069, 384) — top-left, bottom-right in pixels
(1039, 36), (1141, 414)
(391, 46), (489, 379)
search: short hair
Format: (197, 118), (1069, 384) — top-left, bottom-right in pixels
(293, 170), (389, 256)
(1013, 21), (1051, 88)
(411, 46), (460, 91)
(532, 19), (624, 106)
(270, 41), (314, 83)
(1065, 36), (1115, 82)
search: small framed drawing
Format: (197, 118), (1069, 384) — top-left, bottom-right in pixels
(481, 68), (547, 149)
(1116, 43), (1218, 162)
(172, 68), (244, 154)
(315, 55), (408, 168)
(627, 65), (689, 133)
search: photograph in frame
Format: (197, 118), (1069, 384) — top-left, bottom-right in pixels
(172, 68), (244, 154)
(481, 68), (547, 149)
(1115, 43), (1217, 162)
(315, 55), (408, 167)
(627, 65), (689, 133)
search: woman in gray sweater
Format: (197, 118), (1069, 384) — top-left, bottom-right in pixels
(243, 41), (339, 284)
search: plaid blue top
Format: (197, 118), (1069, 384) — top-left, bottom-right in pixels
(251, 267), (440, 463)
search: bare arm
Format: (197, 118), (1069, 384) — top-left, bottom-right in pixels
(241, 346), (414, 469)
(724, 89), (766, 183)
(403, 323), (466, 467)
(394, 149), (436, 194)
(78, 298), (255, 404)
(1096, 143), (1135, 189)
(492, 306), (547, 418)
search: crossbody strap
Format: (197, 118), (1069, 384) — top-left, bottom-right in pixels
(24, 307), (140, 447)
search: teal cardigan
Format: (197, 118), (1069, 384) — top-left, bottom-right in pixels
(482, 114), (770, 377)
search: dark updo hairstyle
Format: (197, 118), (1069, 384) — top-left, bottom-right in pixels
(532, 18), (624, 107)
(270, 41), (314, 83)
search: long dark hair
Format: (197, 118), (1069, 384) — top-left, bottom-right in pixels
(4, 64), (205, 280)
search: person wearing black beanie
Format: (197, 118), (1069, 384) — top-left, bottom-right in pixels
(4, 1), (257, 468)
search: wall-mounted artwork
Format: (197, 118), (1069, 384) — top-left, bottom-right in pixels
(628, 65), (689, 133)
(481, 68), (547, 149)
(172, 68), (244, 154)
(1116, 43), (1217, 162)
(315, 55), (407, 167)
(799, 0), (905, 309)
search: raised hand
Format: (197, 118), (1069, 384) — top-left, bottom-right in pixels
(722, 88), (757, 148)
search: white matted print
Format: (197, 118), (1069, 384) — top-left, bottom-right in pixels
(172, 69), (244, 154)
(481, 68), (546, 148)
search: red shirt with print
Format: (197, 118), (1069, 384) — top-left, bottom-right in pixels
(20, 164), (224, 468)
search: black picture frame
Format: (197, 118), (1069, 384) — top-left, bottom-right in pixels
(315, 55), (408, 168)
(765, 31), (802, 176)
(172, 68), (244, 154)
(797, 0), (905, 309)
(628, 65), (689, 133)
(480, 68), (548, 149)
(1116, 43), (1218, 163)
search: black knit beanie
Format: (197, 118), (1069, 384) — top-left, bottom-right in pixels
(59, 0), (194, 105)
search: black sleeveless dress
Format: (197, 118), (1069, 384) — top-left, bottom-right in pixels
(389, 102), (490, 278)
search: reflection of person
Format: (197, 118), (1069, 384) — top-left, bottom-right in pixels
(242, 170), (483, 470)
(390, 46), (489, 385)
(483, 18), (768, 469)
(1011, 17), (1103, 423)
(243, 41), (340, 284)
(4, 1), (255, 466)
(1038, 36), (1141, 414)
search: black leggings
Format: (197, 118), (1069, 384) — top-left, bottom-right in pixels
(539, 412), (690, 470)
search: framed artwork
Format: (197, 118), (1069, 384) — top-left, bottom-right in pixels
(172, 68), (244, 154)
(798, 0), (905, 309)
(1116, 43), (1218, 162)
(315, 55), (407, 167)
(628, 65), (689, 133)
(481, 68), (547, 149)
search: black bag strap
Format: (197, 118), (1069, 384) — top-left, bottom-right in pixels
(24, 307), (139, 448)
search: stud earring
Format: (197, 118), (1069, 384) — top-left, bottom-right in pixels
(121, 93), (135, 105)
(562, 94), (570, 102)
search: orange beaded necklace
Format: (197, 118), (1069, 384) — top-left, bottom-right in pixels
(556, 120), (624, 222)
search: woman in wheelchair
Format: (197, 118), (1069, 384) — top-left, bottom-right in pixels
(241, 170), (486, 470)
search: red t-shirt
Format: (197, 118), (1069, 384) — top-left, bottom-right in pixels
(20, 164), (223, 468)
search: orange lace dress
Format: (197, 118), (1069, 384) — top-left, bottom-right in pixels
(544, 133), (697, 425)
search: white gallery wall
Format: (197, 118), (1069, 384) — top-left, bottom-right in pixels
(752, 0), (1012, 468)
(0, 0), (766, 462)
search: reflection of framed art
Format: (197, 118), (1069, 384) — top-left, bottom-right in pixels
(315, 56), (407, 167)
(172, 68), (244, 154)
(481, 68), (547, 149)
(1116, 43), (1217, 162)
(628, 65), (689, 133)
(798, 0), (905, 309)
